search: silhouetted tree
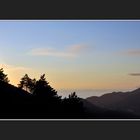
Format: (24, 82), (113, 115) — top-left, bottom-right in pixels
(69, 92), (78, 98)
(28, 78), (36, 93)
(18, 74), (34, 92)
(64, 92), (82, 105)
(62, 92), (84, 118)
(0, 68), (9, 83)
(33, 74), (59, 99)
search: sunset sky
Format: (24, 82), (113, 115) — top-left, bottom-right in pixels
(0, 20), (140, 97)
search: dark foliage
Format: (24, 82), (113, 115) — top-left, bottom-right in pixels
(0, 69), (85, 118)
(0, 68), (139, 119)
(18, 74), (36, 93)
(0, 68), (9, 83)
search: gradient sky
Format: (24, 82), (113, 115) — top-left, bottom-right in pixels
(1, 20), (140, 96)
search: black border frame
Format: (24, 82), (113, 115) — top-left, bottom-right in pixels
(0, 0), (140, 19)
(0, 120), (140, 139)
(0, 0), (140, 139)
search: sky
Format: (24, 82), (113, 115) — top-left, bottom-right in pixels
(0, 20), (140, 98)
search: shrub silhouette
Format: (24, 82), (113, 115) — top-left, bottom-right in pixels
(61, 92), (84, 118)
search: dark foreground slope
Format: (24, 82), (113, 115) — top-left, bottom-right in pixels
(0, 81), (85, 119)
(87, 88), (140, 116)
(0, 81), (138, 119)
(0, 81), (33, 118)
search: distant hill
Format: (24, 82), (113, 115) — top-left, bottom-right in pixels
(86, 88), (140, 116)
(82, 98), (138, 119)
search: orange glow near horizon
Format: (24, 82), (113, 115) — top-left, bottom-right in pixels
(6, 68), (140, 92)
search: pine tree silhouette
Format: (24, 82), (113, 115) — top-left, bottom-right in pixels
(18, 74), (36, 93)
(0, 71), (86, 118)
(0, 68), (9, 83)
(33, 74), (59, 99)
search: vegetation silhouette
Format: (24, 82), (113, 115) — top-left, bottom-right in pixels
(0, 68), (9, 83)
(18, 74), (35, 92)
(0, 68), (85, 118)
(0, 68), (139, 119)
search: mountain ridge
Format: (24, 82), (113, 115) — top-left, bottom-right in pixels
(86, 87), (140, 115)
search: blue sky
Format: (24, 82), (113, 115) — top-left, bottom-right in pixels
(0, 20), (140, 97)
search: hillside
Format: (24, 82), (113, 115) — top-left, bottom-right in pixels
(86, 88), (140, 115)
(0, 81), (30, 96)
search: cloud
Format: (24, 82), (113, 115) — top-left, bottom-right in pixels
(68, 44), (89, 53)
(122, 48), (140, 56)
(29, 44), (89, 58)
(129, 73), (140, 76)
(0, 63), (30, 71)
